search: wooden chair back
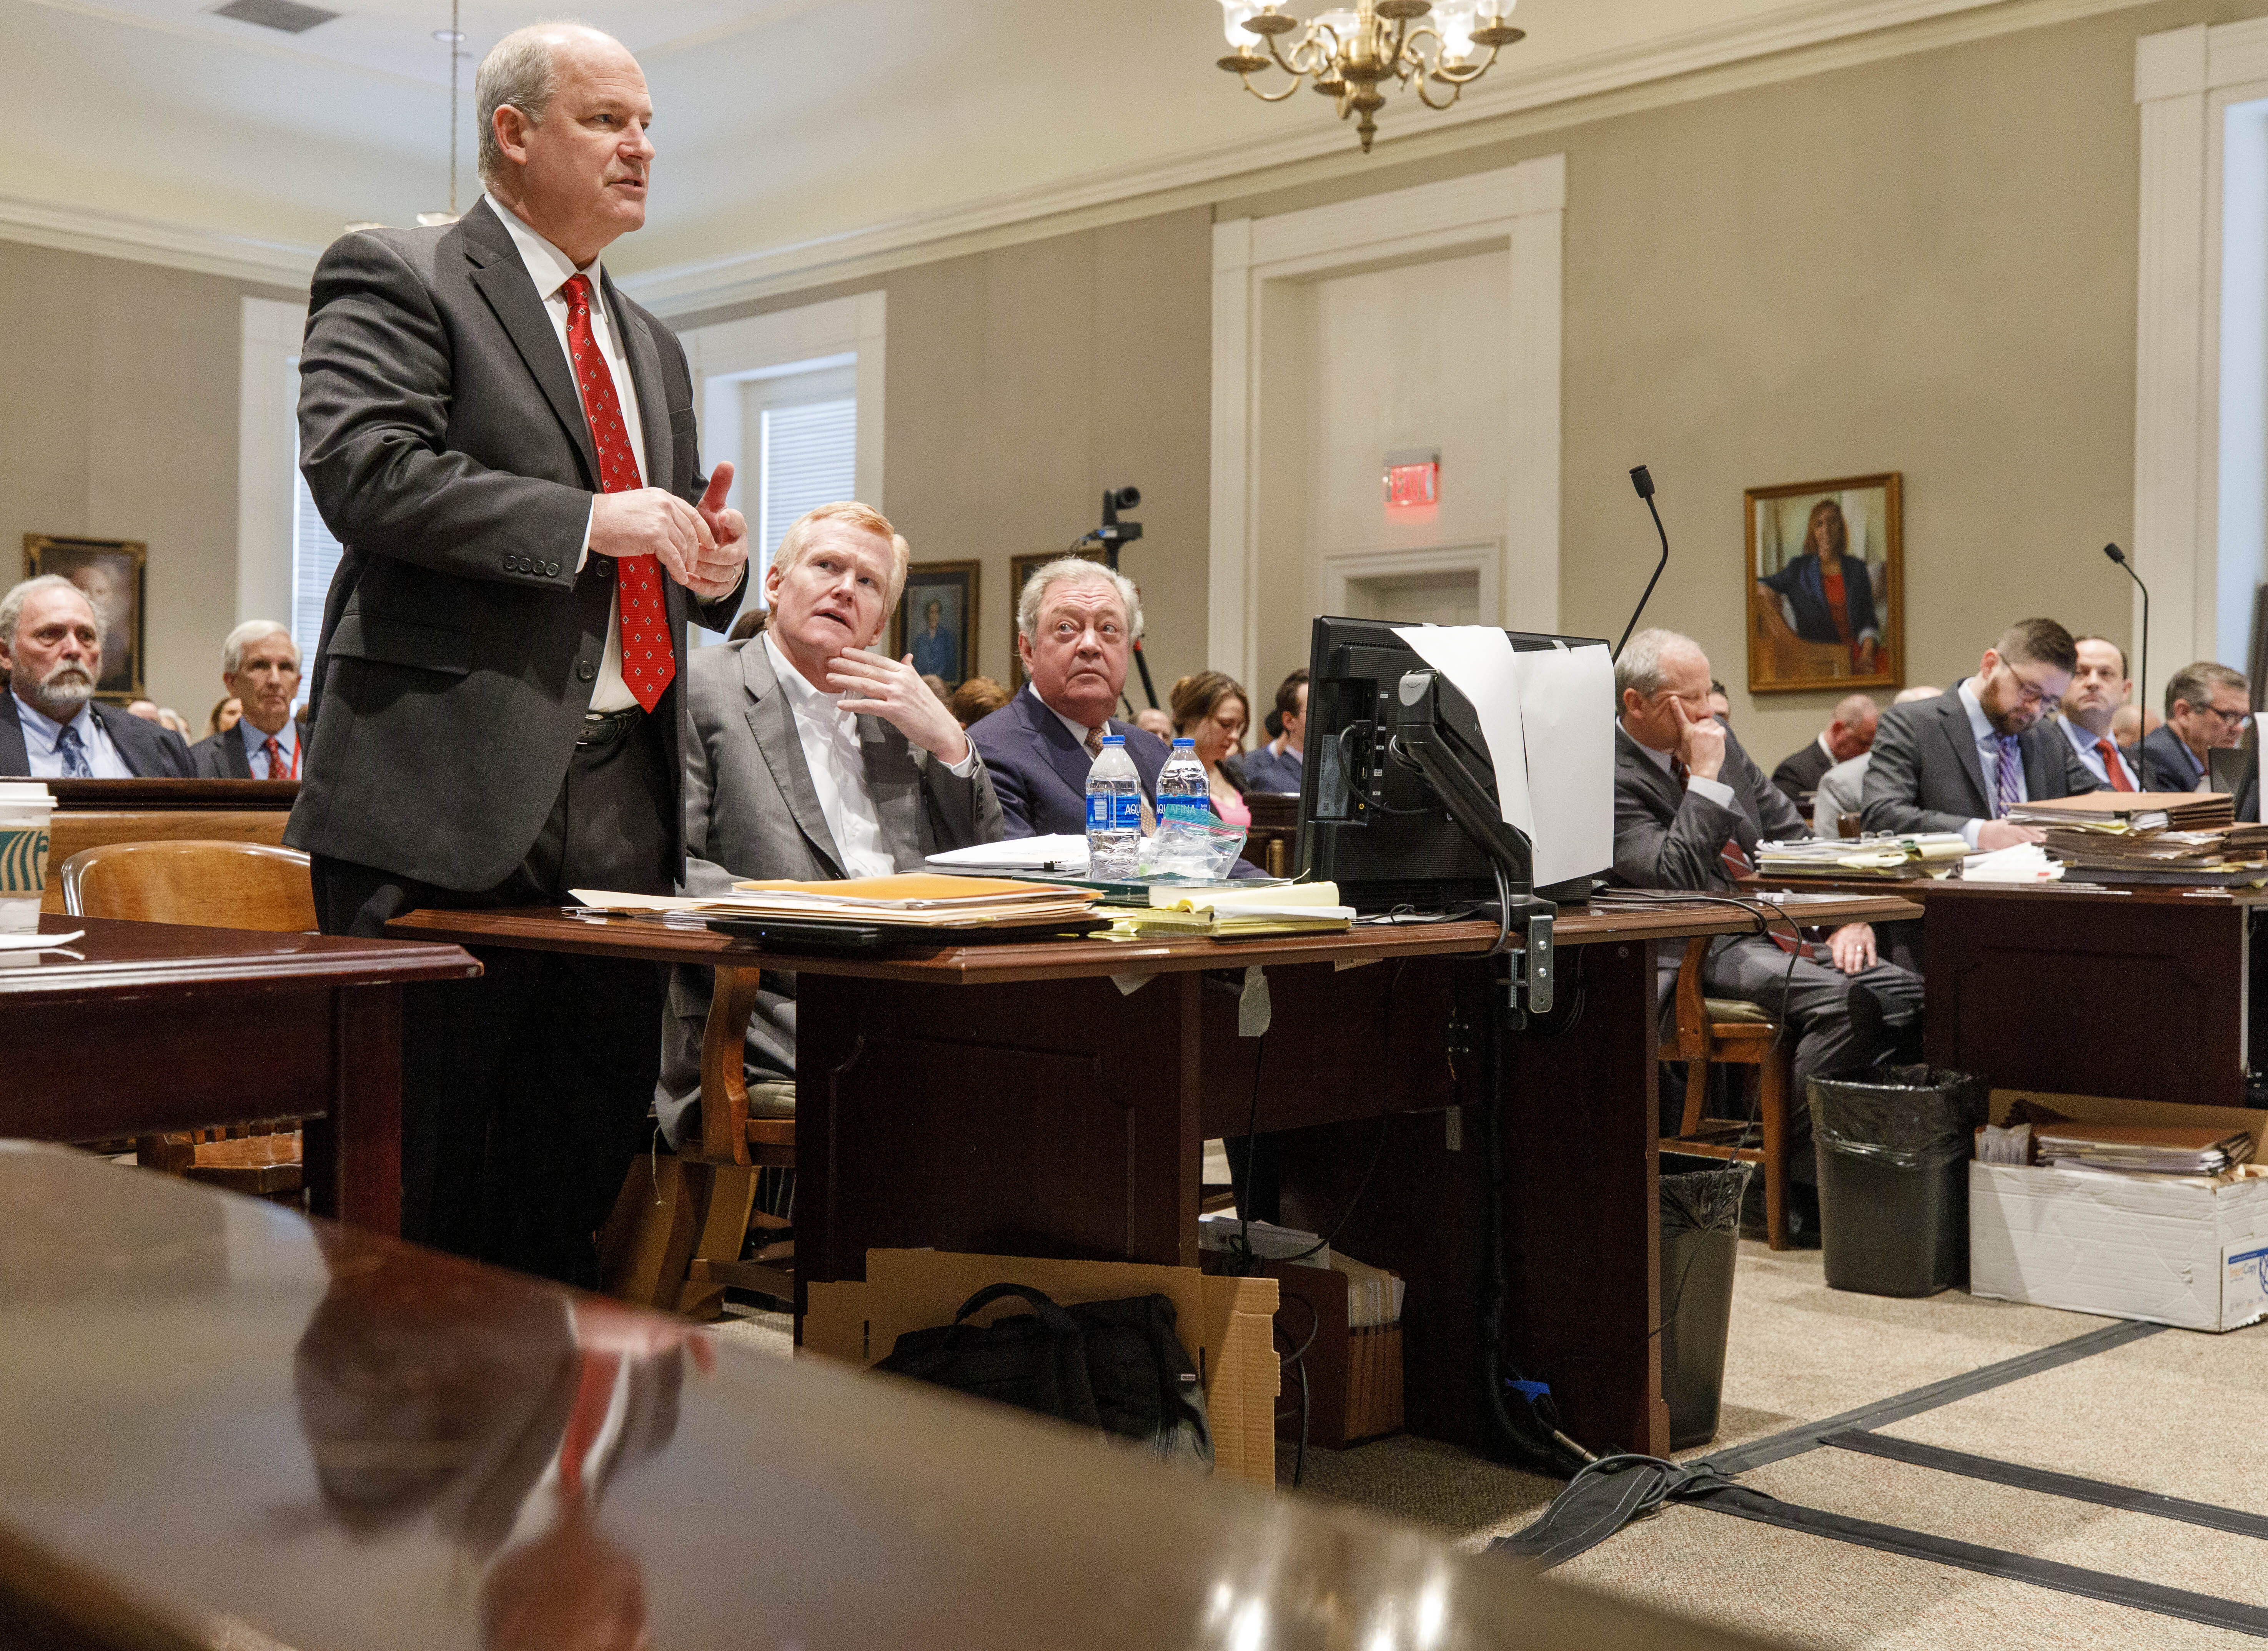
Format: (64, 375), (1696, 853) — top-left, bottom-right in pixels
(61, 840), (317, 933)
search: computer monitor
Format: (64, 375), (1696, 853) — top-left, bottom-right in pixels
(1296, 615), (1609, 913)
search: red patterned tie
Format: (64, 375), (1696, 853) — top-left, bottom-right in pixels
(2096, 738), (2135, 793)
(262, 735), (288, 780)
(562, 274), (674, 712)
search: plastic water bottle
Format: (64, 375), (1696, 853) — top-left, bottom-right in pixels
(1158, 738), (1212, 828)
(1085, 734), (1143, 878)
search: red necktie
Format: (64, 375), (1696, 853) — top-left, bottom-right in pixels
(562, 274), (674, 713)
(2096, 738), (2135, 792)
(261, 735), (289, 780)
(555, 1350), (622, 1508)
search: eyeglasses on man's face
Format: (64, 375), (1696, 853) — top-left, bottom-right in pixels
(1997, 661), (2063, 714)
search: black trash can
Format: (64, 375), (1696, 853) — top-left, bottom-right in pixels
(1659, 1162), (1750, 1449)
(1808, 1065), (1987, 1297)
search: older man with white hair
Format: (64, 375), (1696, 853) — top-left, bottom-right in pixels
(190, 621), (304, 779)
(0, 575), (190, 778)
(968, 557), (1168, 838)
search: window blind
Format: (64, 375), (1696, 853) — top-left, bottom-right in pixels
(291, 454), (344, 668)
(758, 397), (857, 583)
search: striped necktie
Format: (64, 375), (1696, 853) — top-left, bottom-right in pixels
(1993, 734), (2023, 818)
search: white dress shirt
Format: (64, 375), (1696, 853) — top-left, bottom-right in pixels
(491, 195), (647, 715)
(13, 695), (131, 778)
(1956, 678), (2019, 848)
(766, 634), (977, 876)
(236, 716), (300, 780)
(2056, 713), (2137, 791)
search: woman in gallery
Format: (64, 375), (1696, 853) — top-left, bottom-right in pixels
(1757, 497), (1881, 672)
(1170, 670), (1252, 828)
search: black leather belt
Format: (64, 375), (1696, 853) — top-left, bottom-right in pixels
(577, 705), (642, 746)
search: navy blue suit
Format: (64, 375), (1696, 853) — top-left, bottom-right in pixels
(0, 695), (192, 778)
(1760, 552), (1879, 650)
(968, 688), (1168, 838)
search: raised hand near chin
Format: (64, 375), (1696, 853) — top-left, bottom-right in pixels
(827, 649), (970, 765)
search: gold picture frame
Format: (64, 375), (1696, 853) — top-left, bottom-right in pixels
(24, 535), (147, 702)
(1007, 547), (1104, 690)
(889, 559), (980, 690)
(1745, 473), (1903, 695)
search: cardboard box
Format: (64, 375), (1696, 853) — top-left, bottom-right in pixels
(803, 1250), (1281, 1488)
(1970, 1090), (2268, 1332)
(1219, 1259), (1403, 1450)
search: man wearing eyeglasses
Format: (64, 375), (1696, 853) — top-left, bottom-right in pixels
(2139, 662), (2250, 793)
(1860, 617), (2096, 849)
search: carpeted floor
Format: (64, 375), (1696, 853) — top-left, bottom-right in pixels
(716, 1243), (2268, 1649)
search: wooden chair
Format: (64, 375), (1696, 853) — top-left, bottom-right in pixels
(601, 965), (795, 1315)
(1657, 936), (1794, 1249)
(1751, 594), (1857, 682)
(61, 840), (316, 1199)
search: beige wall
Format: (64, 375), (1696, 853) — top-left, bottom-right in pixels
(0, 240), (302, 735)
(685, 0), (2261, 768)
(680, 209), (1218, 704)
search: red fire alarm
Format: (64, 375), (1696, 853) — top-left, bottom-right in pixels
(1383, 446), (1440, 508)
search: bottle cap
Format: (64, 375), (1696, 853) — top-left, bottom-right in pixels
(1102, 734), (1124, 746)
(1172, 738), (1195, 748)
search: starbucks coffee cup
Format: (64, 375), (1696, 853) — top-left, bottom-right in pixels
(0, 783), (57, 933)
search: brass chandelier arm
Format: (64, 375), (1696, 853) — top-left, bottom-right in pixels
(1240, 70), (1308, 104)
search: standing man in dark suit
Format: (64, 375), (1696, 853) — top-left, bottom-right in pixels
(1860, 618), (2095, 845)
(0, 576), (191, 778)
(2140, 661), (2250, 792)
(289, 23), (748, 1284)
(190, 621), (303, 779)
(968, 557), (1168, 837)
(1768, 692), (1876, 803)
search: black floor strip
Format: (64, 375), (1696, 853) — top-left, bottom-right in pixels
(1699, 1320), (2165, 1476)
(1826, 1430), (2268, 1541)
(1689, 1483), (2268, 1638)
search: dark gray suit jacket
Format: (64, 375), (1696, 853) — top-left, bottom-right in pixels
(285, 198), (744, 892)
(1859, 686), (2095, 835)
(1613, 723), (1807, 894)
(189, 725), (253, 779)
(2139, 723), (2207, 793)
(656, 638), (1004, 1145)
(0, 695), (191, 778)
(1769, 737), (1834, 803)
(967, 687), (1169, 838)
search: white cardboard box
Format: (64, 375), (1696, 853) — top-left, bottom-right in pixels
(1969, 1090), (2268, 1330)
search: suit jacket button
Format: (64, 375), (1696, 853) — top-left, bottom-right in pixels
(577, 660), (596, 682)
(594, 559), (612, 579)
(546, 562), (561, 577)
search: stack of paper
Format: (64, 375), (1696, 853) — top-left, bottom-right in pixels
(1330, 1252), (1405, 1328)
(2040, 824), (2268, 886)
(927, 835), (1090, 874)
(1961, 843), (2063, 882)
(1198, 1214), (1329, 1269)
(1754, 835), (1968, 878)
(2033, 1123), (2255, 1176)
(2009, 792), (2236, 831)
(572, 874), (1103, 930)
(1111, 881), (1353, 939)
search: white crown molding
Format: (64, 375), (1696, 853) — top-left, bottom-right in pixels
(0, 191), (317, 289)
(622, 0), (2156, 316)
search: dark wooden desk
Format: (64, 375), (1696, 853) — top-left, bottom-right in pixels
(1746, 875), (2263, 1106)
(0, 915), (476, 1232)
(390, 892), (1915, 1458)
(0, 1147), (1775, 1651)
(42, 778), (298, 913)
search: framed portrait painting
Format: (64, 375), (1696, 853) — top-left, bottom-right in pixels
(1745, 473), (1902, 695)
(1007, 547), (1104, 689)
(24, 535), (146, 702)
(890, 560), (979, 690)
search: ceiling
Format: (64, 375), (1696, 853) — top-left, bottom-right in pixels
(10, 0), (2068, 301)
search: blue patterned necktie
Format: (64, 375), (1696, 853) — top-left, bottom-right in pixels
(1993, 733), (2023, 818)
(55, 723), (92, 780)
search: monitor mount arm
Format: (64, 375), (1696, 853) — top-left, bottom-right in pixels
(1386, 668), (1556, 1018)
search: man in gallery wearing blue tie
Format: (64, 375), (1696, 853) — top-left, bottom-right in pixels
(0, 576), (191, 780)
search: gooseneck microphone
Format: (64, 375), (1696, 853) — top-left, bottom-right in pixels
(1615, 465), (1669, 660)
(2103, 542), (2148, 786)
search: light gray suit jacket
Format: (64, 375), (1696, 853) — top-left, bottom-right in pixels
(656, 637), (1004, 1145)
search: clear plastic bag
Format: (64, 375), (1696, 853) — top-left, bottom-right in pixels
(1135, 816), (1248, 882)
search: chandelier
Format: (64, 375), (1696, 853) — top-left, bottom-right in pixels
(1216, 1), (1524, 153)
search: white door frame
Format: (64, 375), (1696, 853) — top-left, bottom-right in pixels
(236, 294), (308, 628)
(1319, 538), (1503, 623)
(1208, 156), (1565, 688)
(2133, 20), (2268, 695)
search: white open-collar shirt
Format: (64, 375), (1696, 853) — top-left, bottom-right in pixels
(491, 196), (645, 715)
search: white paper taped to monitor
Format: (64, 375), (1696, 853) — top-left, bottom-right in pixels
(1390, 626), (1615, 890)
